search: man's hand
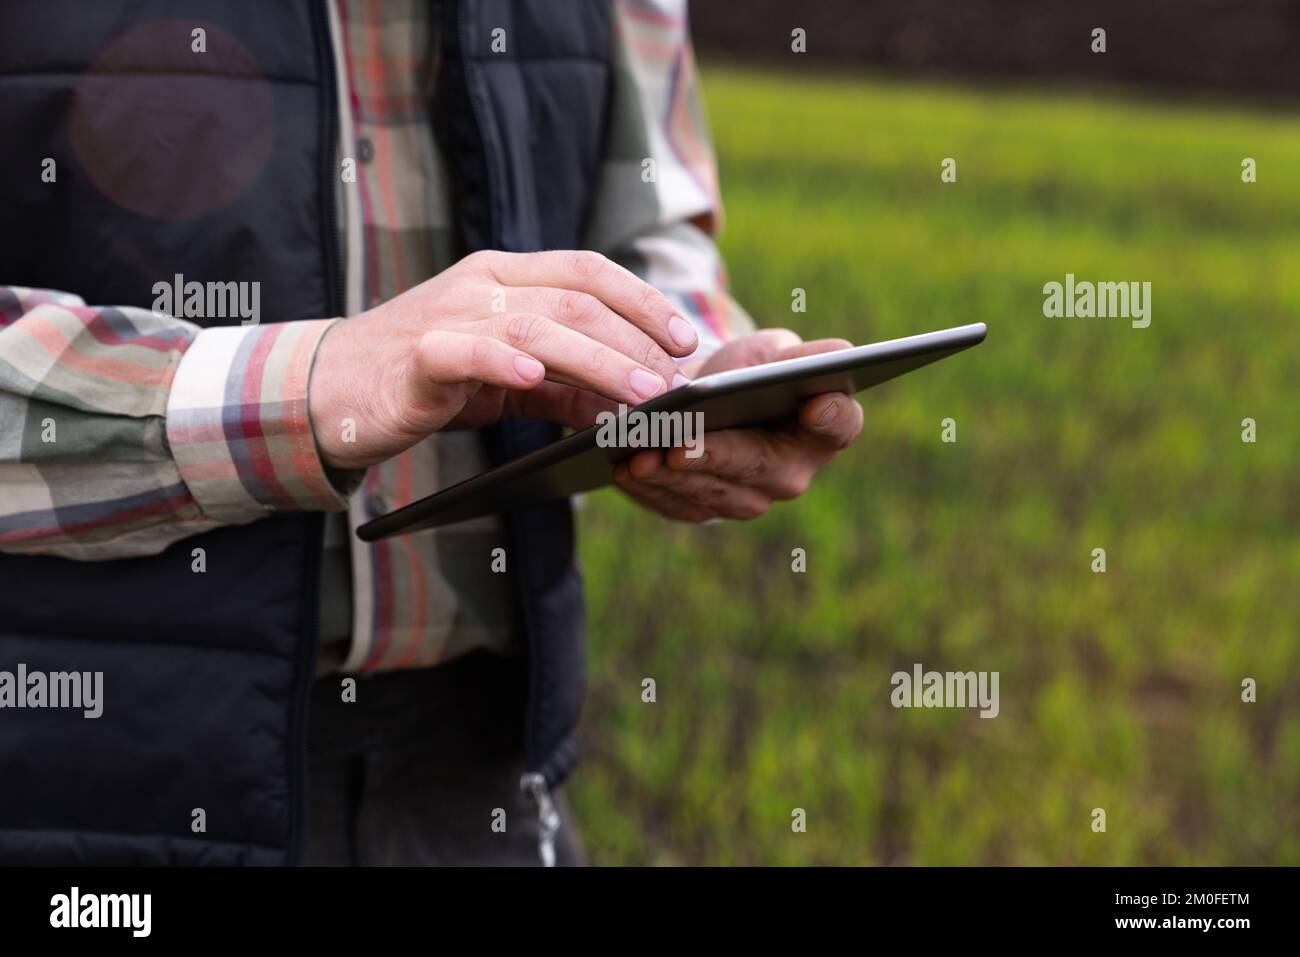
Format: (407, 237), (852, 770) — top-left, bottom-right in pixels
(613, 329), (864, 522)
(308, 250), (698, 469)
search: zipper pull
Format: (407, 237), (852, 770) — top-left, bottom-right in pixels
(519, 772), (560, 867)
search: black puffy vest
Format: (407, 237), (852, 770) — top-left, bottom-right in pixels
(0, 0), (609, 865)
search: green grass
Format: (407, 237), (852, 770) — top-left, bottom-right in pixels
(569, 67), (1300, 865)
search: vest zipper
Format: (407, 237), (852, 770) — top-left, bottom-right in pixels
(453, 0), (558, 839)
(520, 772), (561, 867)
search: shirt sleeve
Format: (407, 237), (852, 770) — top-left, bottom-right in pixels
(0, 286), (350, 561)
(586, 0), (756, 362)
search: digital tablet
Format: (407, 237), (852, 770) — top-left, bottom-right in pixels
(357, 322), (987, 540)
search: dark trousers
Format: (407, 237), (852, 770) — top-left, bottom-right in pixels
(303, 649), (582, 866)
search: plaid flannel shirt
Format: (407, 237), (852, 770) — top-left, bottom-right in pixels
(0, 0), (753, 672)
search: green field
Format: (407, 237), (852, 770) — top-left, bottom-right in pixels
(569, 67), (1300, 865)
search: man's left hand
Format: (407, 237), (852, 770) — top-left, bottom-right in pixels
(614, 329), (865, 522)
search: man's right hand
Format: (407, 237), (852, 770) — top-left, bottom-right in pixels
(308, 250), (700, 470)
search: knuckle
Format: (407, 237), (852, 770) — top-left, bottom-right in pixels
(453, 274), (493, 302)
(772, 472), (811, 501)
(681, 447), (711, 470)
(504, 313), (546, 348)
(637, 337), (669, 370)
(756, 327), (802, 355)
(467, 336), (497, 373)
(761, 326), (799, 341)
(569, 250), (608, 280)
(703, 483), (732, 505)
(682, 444), (716, 471)
(463, 249), (495, 272)
(557, 290), (600, 327)
(581, 344), (613, 382)
(634, 282), (664, 321)
(737, 456), (767, 485)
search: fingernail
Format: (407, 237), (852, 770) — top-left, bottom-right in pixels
(668, 316), (698, 350)
(671, 373), (690, 389)
(816, 401), (840, 430)
(514, 356), (544, 380)
(628, 368), (665, 400)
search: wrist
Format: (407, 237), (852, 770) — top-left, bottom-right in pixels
(169, 320), (349, 518)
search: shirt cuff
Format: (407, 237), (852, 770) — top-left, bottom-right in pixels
(165, 320), (349, 522)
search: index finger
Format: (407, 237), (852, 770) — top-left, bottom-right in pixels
(481, 250), (700, 359)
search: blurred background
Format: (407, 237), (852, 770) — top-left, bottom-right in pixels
(567, 0), (1300, 864)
